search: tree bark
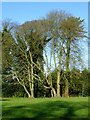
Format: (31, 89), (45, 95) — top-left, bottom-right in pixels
(64, 40), (70, 97)
(56, 51), (62, 97)
(29, 50), (34, 98)
(57, 71), (61, 97)
(31, 88), (34, 98)
(23, 85), (31, 98)
(51, 87), (57, 97)
(51, 90), (54, 97)
(64, 79), (69, 97)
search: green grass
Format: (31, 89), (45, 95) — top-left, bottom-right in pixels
(1, 97), (89, 119)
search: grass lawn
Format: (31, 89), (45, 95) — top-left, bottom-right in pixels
(1, 97), (89, 119)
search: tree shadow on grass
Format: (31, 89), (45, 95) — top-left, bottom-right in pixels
(1, 99), (11, 101)
(2, 100), (88, 120)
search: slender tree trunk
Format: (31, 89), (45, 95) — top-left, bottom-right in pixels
(64, 79), (69, 97)
(30, 50), (34, 98)
(51, 90), (54, 97)
(51, 87), (57, 97)
(31, 88), (34, 98)
(64, 41), (70, 97)
(57, 71), (61, 97)
(50, 80), (54, 97)
(56, 54), (62, 97)
(64, 67), (69, 97)
(64, 69), (69, 97)
(31, 64), (34, 98)
(23, 85), (31, 98)
(50, 76), (54, 97)
(15, 72), (31, 98)
(31, 78), (34, 98)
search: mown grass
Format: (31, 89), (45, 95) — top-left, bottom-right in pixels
(1, 97), (89, 119)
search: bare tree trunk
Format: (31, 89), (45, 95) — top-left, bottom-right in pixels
(51, 90), (54, 97)
(23, 85), (31, 98)
(50, 77), (54, 97)
(29, 50), (34, 98)
(64, 79), (69, 97)
(31, 80), (34, 98)
(64, 71), (69, 97)
(57, 71), (61, 97)
(31, 65), (34, 98)
(51, 87), (57, 97)
(56, 47), (62, 97)
(15, 71), (31, 98)
(64, 41), (70, 97)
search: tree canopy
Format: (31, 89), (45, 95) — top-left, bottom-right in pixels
(2, 10), (88, 98)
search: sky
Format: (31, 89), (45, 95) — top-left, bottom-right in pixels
(1, 0), (89, 2)
(2, 2), (88, 70)
(2, 2), (88, 25)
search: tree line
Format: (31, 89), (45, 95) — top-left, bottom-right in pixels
(2, 10), (88, 98)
